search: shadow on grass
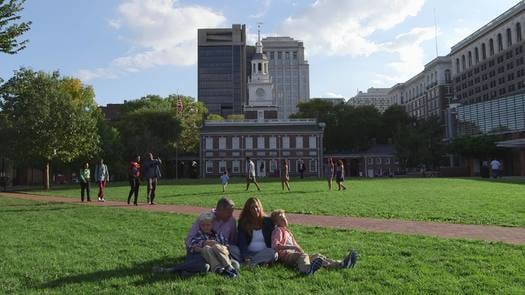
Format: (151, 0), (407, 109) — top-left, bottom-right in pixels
(461, 177), (525, 186)
(38, 257), (201, 290)
(0, 205), (79, 213)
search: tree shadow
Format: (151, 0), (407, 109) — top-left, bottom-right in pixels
(0, 205), (78, 213)
(38, 256), (206, 290)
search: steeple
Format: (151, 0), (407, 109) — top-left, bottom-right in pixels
(256, 22), (263, 54)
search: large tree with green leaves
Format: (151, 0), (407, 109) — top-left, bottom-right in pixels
(0, 0), (31, 54)
(0, 68), (100, 189)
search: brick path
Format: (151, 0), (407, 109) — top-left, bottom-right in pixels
(2, 192), (525, 245)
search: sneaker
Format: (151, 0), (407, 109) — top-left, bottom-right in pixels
(307, 258), (323, 275)
(152, 265), (166, 273)
(231, 259), (241, 271)
(342, 250), (358, 269)
(222, 268), (237, 279)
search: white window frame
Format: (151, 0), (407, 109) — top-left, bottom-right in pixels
(269, 137), (277, 149)
(219, 137), (226, 150)
(367, 157), (373, 165)
(309, 136), (317, 148)
(245, 137), (253, 150)
(257, 136), (265, 149)
(310, 159), (318, 172)
(205, 137), (213, 150)
(385, 158), (391, 165)
(232, 137), (240, 150)
(219, 160), (227, 173)
(232, 160), (240, 173)
(206, 161), (213, 173)
(296, 136), (303, 149)
(282, 136), (290, 149)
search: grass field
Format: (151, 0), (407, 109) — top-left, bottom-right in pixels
(1, 196), (524, 294)
(27, 177), (525, 227)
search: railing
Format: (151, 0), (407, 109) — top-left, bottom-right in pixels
(204, 118), (318, 125)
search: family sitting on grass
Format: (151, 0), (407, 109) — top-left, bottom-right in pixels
(153, 197), (358, 278)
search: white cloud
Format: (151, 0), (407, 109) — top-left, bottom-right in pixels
(278, 0), (424, 57)
(78, 0), (226, 81)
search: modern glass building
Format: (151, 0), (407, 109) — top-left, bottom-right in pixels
(453, 93), (525, 136)
(198, 25), (248, 116)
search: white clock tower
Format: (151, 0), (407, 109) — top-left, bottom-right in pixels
(245, 24), (278, 120)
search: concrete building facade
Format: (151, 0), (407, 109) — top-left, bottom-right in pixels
(262, 37), (310, 119)
(347, 88), (391, 113)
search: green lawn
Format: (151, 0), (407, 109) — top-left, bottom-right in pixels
(0, 197), (524, 294)
(26, 177), (525, 227)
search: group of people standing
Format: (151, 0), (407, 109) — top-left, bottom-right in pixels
(153, 197), (358, 278)
(79, 153), (162, 205)
(325, 157), (347, 191)
(79, 159), (110, 202)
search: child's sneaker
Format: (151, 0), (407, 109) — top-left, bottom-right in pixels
(342, 250), (358, 268)
(307, 258), (323, 275)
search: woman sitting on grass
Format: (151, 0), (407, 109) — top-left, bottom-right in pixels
(237, 197), (278, 266)
(271, 209), (357, 275)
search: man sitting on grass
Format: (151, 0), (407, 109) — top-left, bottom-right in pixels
(271, 209), (358, 275)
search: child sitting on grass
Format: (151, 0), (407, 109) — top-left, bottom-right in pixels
(220, 171), (229, 193)
(190, 212), (238, 278)
(270, 209), (358, 275)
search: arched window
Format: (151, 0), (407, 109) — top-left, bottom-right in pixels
(468, 51), (472, 67)
(258, 62), (262, 72)
(482, 43), (487, 60)
(475, 47), (479, 63)
(489, 39), (495, 56)
(507, 28), (512, 47)
(461, 55), (466, 71)
(456, 58), (460, 73)
(517, 23), (522, 42)
(498, 33), (503, 52)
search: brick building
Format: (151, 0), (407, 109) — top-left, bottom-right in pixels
(200, 119), (325, 177)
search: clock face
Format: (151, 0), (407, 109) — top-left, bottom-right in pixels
(256, 88), (266, 97)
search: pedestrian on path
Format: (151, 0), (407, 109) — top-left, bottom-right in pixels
(79, 162), (91, 202)
(335, 160), (347, 191)
(245, 157), (261, 191)
(325, 157), (334, 191)
(490, 159), (501, 179)
(143, 152), (162, 205)
(127, 155), (141, 205)
(281, 159), (291, 192)
(221, 171), (229, 193)
(94, 158), (109, 202)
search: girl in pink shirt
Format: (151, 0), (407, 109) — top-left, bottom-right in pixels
(270, 209), (358, 275)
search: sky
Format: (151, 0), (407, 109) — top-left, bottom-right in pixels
(1, 0), (522, 105)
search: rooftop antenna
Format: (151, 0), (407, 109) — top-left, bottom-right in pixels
(433, 8), (439, 57)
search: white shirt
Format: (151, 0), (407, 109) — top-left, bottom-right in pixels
(247, 229), (266, 252)
(248, 160), (256, 177)
(490, 160), (501, 170)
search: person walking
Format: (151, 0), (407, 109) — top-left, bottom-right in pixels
(298, 159), (305, 179)
(325, 157), (335, 191)
(127, 155), (141, 205)
(335, 160), (347, 191)
(143, 152), (162, 205)
(490, 159), (501, 179)
(281, 159), (291, 192)
(79, 162), (91, 202)
(94, 158), (109, 202)
(245, 157), (261, 191)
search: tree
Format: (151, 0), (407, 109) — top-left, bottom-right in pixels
(0, 68), (100, 189)
(0, 0), (32, 54)
(116, 110), (181, 158)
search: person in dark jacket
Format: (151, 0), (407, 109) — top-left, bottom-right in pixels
(127, 155), (141, 205)
(143, 152), (162, 205)
(237, 197), (277, 266)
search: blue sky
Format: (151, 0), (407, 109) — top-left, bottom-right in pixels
(1, 0), (521, 105)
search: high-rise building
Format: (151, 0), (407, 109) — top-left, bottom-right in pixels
(198, 24), (248, 116)
(262, 37), (310, 119)
(347, 88), (391, 113)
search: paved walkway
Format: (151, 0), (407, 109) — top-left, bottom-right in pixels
(2, 192), (525, 246)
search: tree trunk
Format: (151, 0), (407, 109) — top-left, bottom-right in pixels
(44, 161), (50, 190)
